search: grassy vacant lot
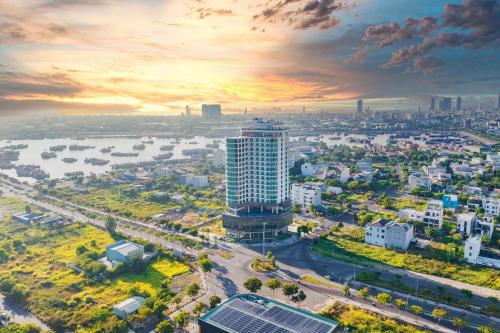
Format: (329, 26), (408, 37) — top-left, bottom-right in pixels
(321, 302), (425, 333)
(313, 226), (500, 290)
(63, 186), (179, 219)
(392, 198), (428, 211)
(0, 197), (191, 331)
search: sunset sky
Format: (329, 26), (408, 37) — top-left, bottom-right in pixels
(0, 0), (499, 115)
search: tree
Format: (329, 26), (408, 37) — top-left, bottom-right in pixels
(199, 258), (213, 272)
(243, 277), (263, 293)
(185, 283), (200, 297)
(172, 296), (182, 309)
(477, 326), (493, 333)
(208, 295), (222, 309)
(0, 248), (9, 264)
(282, 283), (299, 298)
(173, 310), (190, 329)
(342, 283), (351, 297)
(424, 227), (438, 240)
(375, 292), (391, 304)
(410, 305), (423, 316)
(452, 317), (469, 333)
(156, 320), (175, 333)
(358, 287), (369, 300)
(104, 215), (117, 234)
(24, 205), (32, 214)
(431, 308), (447, 324)
(192, 302), (208, 317)
(394, 299), (407, 308)
(291, 290), (307, 304)
(265, 278), (282, 296)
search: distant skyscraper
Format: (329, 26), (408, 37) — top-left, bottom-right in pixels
(497, 92), (500, 110)
(185, 105), (191, 117)
(357, 99), (363, 113)
(202, 104), (221, 120)
(244, 107), (248, 115)
(439, 97), (452, 112)
(223, 118), (292, 241)
(456, 96), (462, 111)
(430, 96), (436, 111)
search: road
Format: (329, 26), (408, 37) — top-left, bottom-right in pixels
(1, 178), (498, 332)
(0, 293), (50, 331)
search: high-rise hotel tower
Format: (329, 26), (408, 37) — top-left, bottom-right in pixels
(222, 118), (293, 242)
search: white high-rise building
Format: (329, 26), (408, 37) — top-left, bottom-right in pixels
(223, 118), (292, 242)
(212, 149), (225, 167)
(291, 183), (321, 211)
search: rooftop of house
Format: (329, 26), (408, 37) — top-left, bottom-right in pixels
(113, 296), (144, 314)
(106, 240), (143, 256)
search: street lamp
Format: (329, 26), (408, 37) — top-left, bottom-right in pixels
(262, 222), (267, 256)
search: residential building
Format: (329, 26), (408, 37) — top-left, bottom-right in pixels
(398, 199), (443, 229)
(212, 149), (226, 167)
(467, 196), (482, 212)
(482, 196), (500, 216)
(442, 194), (458, 209)
(408, 172), (431, 190)
(301, 162), (317, 176)
(106, 240), (144, 265)
(464, 236), (500, 268)
(155, 167), (173, 178)
(386, 221), (414, 250)
(113, 296), (145, 319)
(223, 118), (292, 242)
(457, 212), (495, 238)
(423, 200), (444, 229)
(180, 174), (209, 188)
(365, 219), (413, 250)
(464, 235), (482, 265)
(291, 183), (321, 211)
(457, 213), (476, 235)
(198, 294), (339, 333)
(202, 104), (222, 121)
(356, 159), (372, 173)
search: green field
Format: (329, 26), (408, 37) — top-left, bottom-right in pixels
(0, 197), (192, 331)
(313, 228), (500, 290)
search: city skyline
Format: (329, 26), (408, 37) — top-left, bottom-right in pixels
(0, 0), (499, 116)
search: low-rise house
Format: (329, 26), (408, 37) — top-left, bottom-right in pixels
(113, 296), (145, 319)
(442, 194), (458, 210)
(464, 236), (500, 268)
(106, 240), (144, 265)
(326, 186), (343, 195)
(467, 196), (482, 212)
(398, 199), (443, 230)
(482, 196), (500, 216)
(291, 183), (321, 211)
(408, 172), (431, 190)
(180, 174), (209, 188)
(365, 219), (413, 250)
(422, 200), (444, 229)
(457, 212), (495, 238)
(11, 212), (44, 224)
(155, 167), (173, 178)
(301, 162), (317, 176)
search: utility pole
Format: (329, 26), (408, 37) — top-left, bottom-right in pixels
(262, 222), (267, 256)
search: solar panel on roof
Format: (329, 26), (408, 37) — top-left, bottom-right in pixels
(204, 296), (336, 333)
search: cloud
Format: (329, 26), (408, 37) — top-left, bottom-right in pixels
(0, 71), (85, 98)
(253, 0), (348, 30)
(344, 45), (370, 64)
(196, 8), (234, 19)
(364, 0), (500, 73)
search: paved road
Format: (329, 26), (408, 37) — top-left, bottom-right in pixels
(0, 293), (50, 331)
